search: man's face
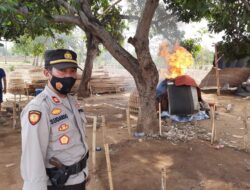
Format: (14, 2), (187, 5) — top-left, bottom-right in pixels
(44, 67), (77, 80)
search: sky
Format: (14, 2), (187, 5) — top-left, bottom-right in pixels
(178, 19), (224, 51)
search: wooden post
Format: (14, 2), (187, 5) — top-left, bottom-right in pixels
(126, 108), (131, 138)
(161, 168), (166, 190)
(104, 143), (114, 190)
(159, 103), (162, 136)
(12, 94), (17, 129)
(243, 106), (248, 151)
(101, 115), (106, 144)
(92, 116), (97, 172)
(210, 103), (216, 144)
(214, 44), (221, 96)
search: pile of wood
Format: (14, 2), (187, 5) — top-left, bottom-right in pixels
(7, 71), (26, 94)
(89, 70), (129, 94)
(128, 89), (140, 115)
(26, 68), (47, 94)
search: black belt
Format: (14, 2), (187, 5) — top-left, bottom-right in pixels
(46, 151), (89, 177)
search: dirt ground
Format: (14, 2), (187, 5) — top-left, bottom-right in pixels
(0, 91), (250, 190)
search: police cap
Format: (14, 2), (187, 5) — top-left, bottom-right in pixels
(44, 49), (79, 70)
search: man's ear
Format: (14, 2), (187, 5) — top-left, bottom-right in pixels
(43, 69), (50, 78)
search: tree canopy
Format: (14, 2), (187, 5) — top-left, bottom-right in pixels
(0, 0), (125, 43)
(164, 0), (250, 59)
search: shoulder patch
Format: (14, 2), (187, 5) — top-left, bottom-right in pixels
(29, 110), (41, 125)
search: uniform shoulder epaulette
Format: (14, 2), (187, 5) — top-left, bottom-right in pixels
(29, 92), (47, 107)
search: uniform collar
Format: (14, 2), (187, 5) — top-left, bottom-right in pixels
(44, 85), (63, 105)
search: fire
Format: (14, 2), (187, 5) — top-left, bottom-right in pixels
(158, 41), (194, 79)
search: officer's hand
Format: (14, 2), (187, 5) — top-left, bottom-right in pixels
(85, 175), (91, 184)
(3, 89), (6, 94)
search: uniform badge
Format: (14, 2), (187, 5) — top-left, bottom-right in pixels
(51, 108), (62, 115)
(64, 51), (72, 60)
(55, 82), (63, 90)
(58, 124), (69, 131)
(59, 135), (69, 145)
(52, 96), (60, 104)
(28, 110), (41, 125)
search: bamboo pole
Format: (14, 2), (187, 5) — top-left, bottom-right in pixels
(12, 94), (17, 129)
(92, 116), (97, 172)
(104, 143), (114, 190)
(210, 103), (216, 144)
(161, 168), (166, 190)
(243, 106), (248, 151)
(126, 108), (131, 138)
(101, 115), (106, 144)
(214, 44), (221, 96)
(159, 103), (162, 136)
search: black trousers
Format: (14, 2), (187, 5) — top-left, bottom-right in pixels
(47, 181), (86, 190)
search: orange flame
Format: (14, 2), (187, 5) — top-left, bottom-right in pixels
(158, 41), (194, 79)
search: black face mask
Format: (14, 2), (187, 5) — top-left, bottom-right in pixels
(50, 75), (76, 95)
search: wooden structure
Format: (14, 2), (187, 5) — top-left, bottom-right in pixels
(104, 143), (114, 190)
(88, 70), (128, 95)
(6, 71), (30, 128)
(128, 89), (140, 115)
(26, 68), (47, 95)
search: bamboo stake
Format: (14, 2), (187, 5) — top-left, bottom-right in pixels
(210, 103), (216, 144)
(12, 94), (17, 129)
(101, 115), (106, 144)
(243, 106), (248, 151)
(92, 116), (97, 172)
(161, 168), (166, 190)
(104, 143), (114, 190)
(159, 103), (162, 136)
(214, 44), (221, 96)
(126, 108), (131, 138)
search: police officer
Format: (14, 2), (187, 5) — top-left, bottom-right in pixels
(20, 49), (89, 190)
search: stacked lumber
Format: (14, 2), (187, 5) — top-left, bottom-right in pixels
(89, 70), (128, 94)
(7, 71), (26, 94)
(26, 67), (47, 94)
(128, 89), (140, 115)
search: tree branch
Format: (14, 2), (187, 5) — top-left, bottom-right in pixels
(57, 0), (77, 15)
(53, 15), (82, 26)
(77, 9), (139, 76)
(101, 0), (122, 17)
(134, 0), (159, 41)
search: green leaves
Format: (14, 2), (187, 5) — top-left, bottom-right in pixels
(180, 38), (201, 59)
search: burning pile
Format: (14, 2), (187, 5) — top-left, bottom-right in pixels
(157, 41), (207, 116)
(158, 41), (194, 79)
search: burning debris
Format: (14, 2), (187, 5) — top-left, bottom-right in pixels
(157, 40), (209, 118)
(158, 41), (194, 79)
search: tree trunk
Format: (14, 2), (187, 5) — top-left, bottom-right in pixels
(135, 60), (159, 133)
(78, 34), (99, 97)
(56, 0), (160, 134)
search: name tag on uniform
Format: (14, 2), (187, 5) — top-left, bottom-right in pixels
(50, 114), (68, 125)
